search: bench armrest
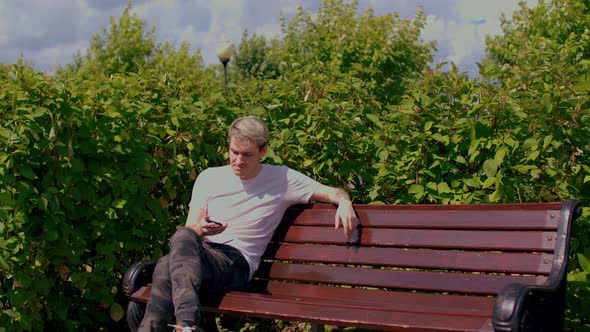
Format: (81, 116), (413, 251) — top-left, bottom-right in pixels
(493, 200), (581, 332)
(122, 259), (157, 298)
(492, 281), (566, 332)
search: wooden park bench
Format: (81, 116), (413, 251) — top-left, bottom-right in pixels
(122, 200), (581, 331)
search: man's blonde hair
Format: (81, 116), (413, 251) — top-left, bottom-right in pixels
(228, 116), (269, 148)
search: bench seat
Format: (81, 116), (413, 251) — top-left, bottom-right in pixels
(131, 282), (496, 331)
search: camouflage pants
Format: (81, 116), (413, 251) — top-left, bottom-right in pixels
(138, 226), (250, 331)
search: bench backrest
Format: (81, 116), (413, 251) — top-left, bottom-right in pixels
(252, 201), (580, 297)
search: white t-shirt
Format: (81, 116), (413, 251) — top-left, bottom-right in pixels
(188, 164), (321, 278)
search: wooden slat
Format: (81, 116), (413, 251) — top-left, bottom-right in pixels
(286, 209), (560, 230)
(205, 292), (494, 331)
(258, 262), (547, 295)
(284, 203), (563, 230)
(280, 227), (558, 251)
(263, 243), (553, 274)
(218, 291), (490, 317)
(357, 209), (560, 230)
(131, 281), (496, 319)
(136, 285), (493, 331)
(263, 282), (495, 316)
(288, 202), (564, 212)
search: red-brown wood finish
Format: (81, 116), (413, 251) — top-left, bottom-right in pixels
(129, 202), (573, 331)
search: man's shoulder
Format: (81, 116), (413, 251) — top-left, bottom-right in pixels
(264, 164), (315, 183)
(207, 164), (231, 172)
(199, 165), (231, 179)
(263, 164), (288, 173)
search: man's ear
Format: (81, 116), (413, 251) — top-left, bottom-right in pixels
(260, 145), (268, 157)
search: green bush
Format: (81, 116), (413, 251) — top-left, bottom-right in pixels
(0, 63), (230, 330)
(1, 54), (589, 331)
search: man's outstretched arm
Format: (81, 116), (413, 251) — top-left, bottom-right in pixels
(310, 185), (356, 238)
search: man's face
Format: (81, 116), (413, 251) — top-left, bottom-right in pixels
(229, 137), (267, 180)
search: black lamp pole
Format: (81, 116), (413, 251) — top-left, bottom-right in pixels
(220, 58), (229, 93)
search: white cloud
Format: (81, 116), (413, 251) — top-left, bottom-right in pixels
(0, 0), (538, 76)
(455, 0), (536, 35)
(447, 20), (479, 64)
(200, 0), (245, 63)
(418, 0), (538, 75)
(254, 23), (282, 40)
(423, 14), (446, 44)
(33, 42), (86, 73)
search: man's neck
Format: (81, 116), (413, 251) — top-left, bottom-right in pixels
(238, 163), (263, 180)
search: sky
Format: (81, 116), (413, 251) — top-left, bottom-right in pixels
(0, 0), (536, 76)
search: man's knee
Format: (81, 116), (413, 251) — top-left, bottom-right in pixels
(170, 226), (200, 244)
(169, 227), (204, 263)
(152, 256), (170, 280)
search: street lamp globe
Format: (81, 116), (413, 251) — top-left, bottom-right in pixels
(216, 38), (235, 90)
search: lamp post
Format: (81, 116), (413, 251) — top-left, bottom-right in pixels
(216, 38), (234, 93)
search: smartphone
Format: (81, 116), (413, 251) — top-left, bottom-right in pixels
(207, 219), (223, 226)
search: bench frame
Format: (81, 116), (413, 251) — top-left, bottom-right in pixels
(123, 200), (582, 332)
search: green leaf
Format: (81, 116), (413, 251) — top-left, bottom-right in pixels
(464, 177), (480, 188)
(483, 159), (498, 178)
(468, 139), (480, 157)
(426, 182), (437, 191)
(463, 178), (481, 188)
(567, 271), (589, 282)
(494, 148), (507, 165)
(0, 127), (14, 139)
(527, 150), (540, 161)
(368, 189), (379, 201)
(27, 107), (49, 119)
(103, 107), (121, 118)
(112, 199), (127, 209)
(366, 114), (382, 128)
(110, 303), (125, 322)
(543, 135), (553, 149)
(246, 106), (265, 116)
(431, 133), (448, 144)
(469, 150), (480, 163)
(482, 177), (496, 189)
(523, 138), (538, 149)
(455, 155), (467, 164)
(18, 165), (37, 180)
(437, 182), (451, 193)
(44, 224), (59, 242)
(579, 253), (590, 273)
(71, 159), (85, 174)
(408, 184), (424, 194)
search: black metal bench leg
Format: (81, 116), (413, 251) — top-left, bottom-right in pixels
(201, 311), (220, 332)
(311, 323), (324, 332)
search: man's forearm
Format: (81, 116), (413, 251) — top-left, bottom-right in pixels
(329, 187), (351, 205)
(310, 185), (351, 205)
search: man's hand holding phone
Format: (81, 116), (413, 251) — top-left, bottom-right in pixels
(186, 208), (227, 236)
(207, 220), (223, 227)
(197, 217), (226, 236)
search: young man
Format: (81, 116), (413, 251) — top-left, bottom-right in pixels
(138, 116), (356, 332)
